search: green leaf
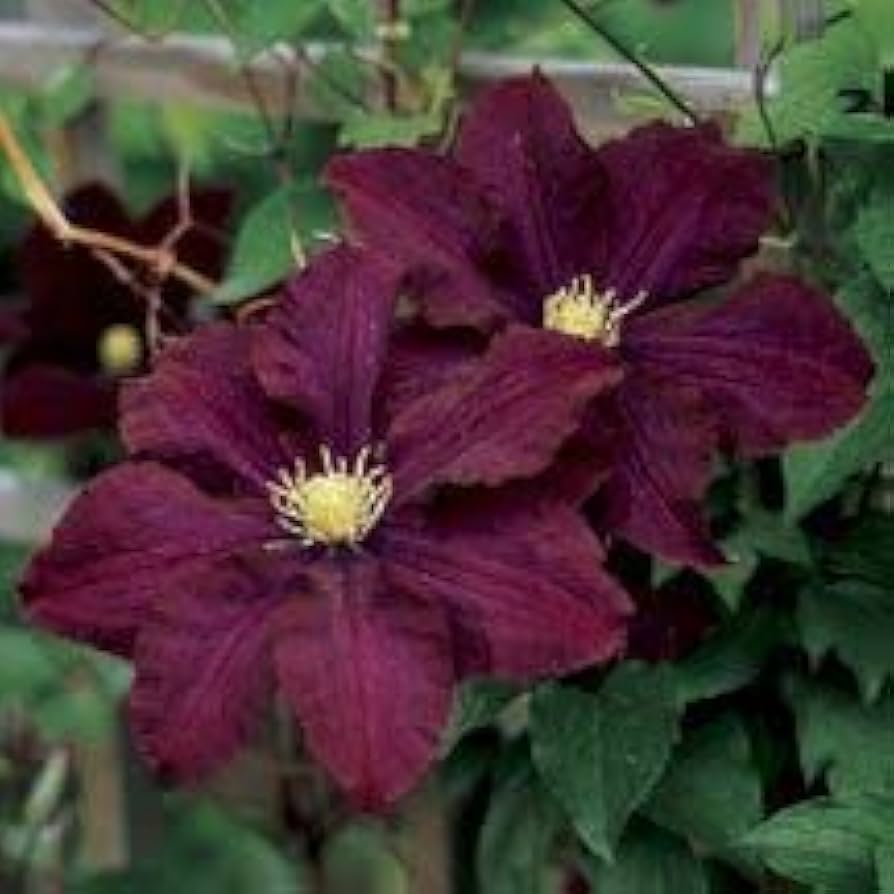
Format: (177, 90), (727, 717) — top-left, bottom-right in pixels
(826, 514), (894, 587)
(39, 65), (95, 130)
(799, 579), (894, 701)
(740, 795), (894, 892)
(673, 607), (791, 704)
(477, 748), (560, 894)
(214, 182), (333, 306)
(322, 822), (407, 894)
(784, 276), (894, 519)
(583, 823), (709, 894)
(326, 0), (377, 39)
(232, 0), (323, 51)
(75, 800), (305, 893)
(787, 676), (894, 798)
(850, 0), (894, 65)
(644, 715), (763, 857)
(0, 628), (59, 696)
(855, 187), (894, 292)
(441, 680), (518, 753)
(530, 664), (680, 862)
(339, 111), (445, 149)
(737, 18), (876, 147)
(878, 843), (894, 893)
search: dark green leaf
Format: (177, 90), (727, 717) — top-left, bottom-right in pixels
(583, 822), (709, 894)
(740, 795), (894, 892)
(530, 664), (680, 862)
(799, 579), (894, 701)
(477, 748), (560, 894)
(787, 676), (894, 798)
(644, 715), (763, 858)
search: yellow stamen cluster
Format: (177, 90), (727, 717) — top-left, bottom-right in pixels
(98, 324), (144, 376)
(543, 275), (647, 347)
(267, 445), (392, 548)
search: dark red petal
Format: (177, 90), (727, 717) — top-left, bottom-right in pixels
(121, 322), (293, 490)
(627, 275), (874, 455)
(593, 372), (725, 569)
(130, 564), (274, 783)
(380, 503), (631, 679)
(596, 123), (775, 303)
(22, 463), (276, 657)
(18, 183), (138, 340)
(251, 246), (397, 455)
(0, 307), (28, 343)
(1, 364), (116, 438)
(455, 73), (607, 298)
(387, 325), (621, 504)
(378, 323), (485, 422)
(273, 556), (452, 810)
(327, 149), (516, 329)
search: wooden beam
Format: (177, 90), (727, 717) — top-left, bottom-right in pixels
(0, 23), (773, 123)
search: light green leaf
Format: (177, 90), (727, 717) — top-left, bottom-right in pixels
(644, 715), (763, 858)
(326, 0), (377, 39)
(737, 18), (875, 147)
(39, 65), (95, 130)
(530, 664), (680, 862)
(583, 823), (709, 894)
(339, 111), (445, 149)
(214, 182), (333, 306)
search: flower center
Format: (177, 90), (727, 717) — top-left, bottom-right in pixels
(98, 324), (143, 375)
(542, 275), (646, 347)
(267, 445), (392, 548)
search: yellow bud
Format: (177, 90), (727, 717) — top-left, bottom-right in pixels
(98, 324), (143, 376)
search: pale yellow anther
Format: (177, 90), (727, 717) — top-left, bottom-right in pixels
(267, 445), (392, 548)
(543, 275), (646, 347)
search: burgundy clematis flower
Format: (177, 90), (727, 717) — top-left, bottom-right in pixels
(22, 246), (630, 809)
(326, 74), (874, 568)
(0, 182), (231, 439)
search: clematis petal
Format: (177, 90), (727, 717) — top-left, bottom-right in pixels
(380, 502), (631, 679)
(0, 307), (28, 343)
(130, 562), (274, 783)
(121, 322), (293, 491)
(327, 149), (517, 329)
(455, 72), (607, 299)
(596, 123), (775, 303)
(19, 183), (138, 340)
(387, 325), (621, 503)
(378, 323), (484, 422)
(22, 462), (276, 657)
(251, 246), (397, 455)
(592, 371), (726, 569)
(626, 274), (874, 455)
(1, 363), (116, 438)
(273, 555), (452, 810)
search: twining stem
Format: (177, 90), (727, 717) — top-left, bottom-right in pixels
(557, 0), (699, 125)
(0, 111), (216, 295)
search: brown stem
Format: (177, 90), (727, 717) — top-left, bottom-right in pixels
(0, 111), (216, 295)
